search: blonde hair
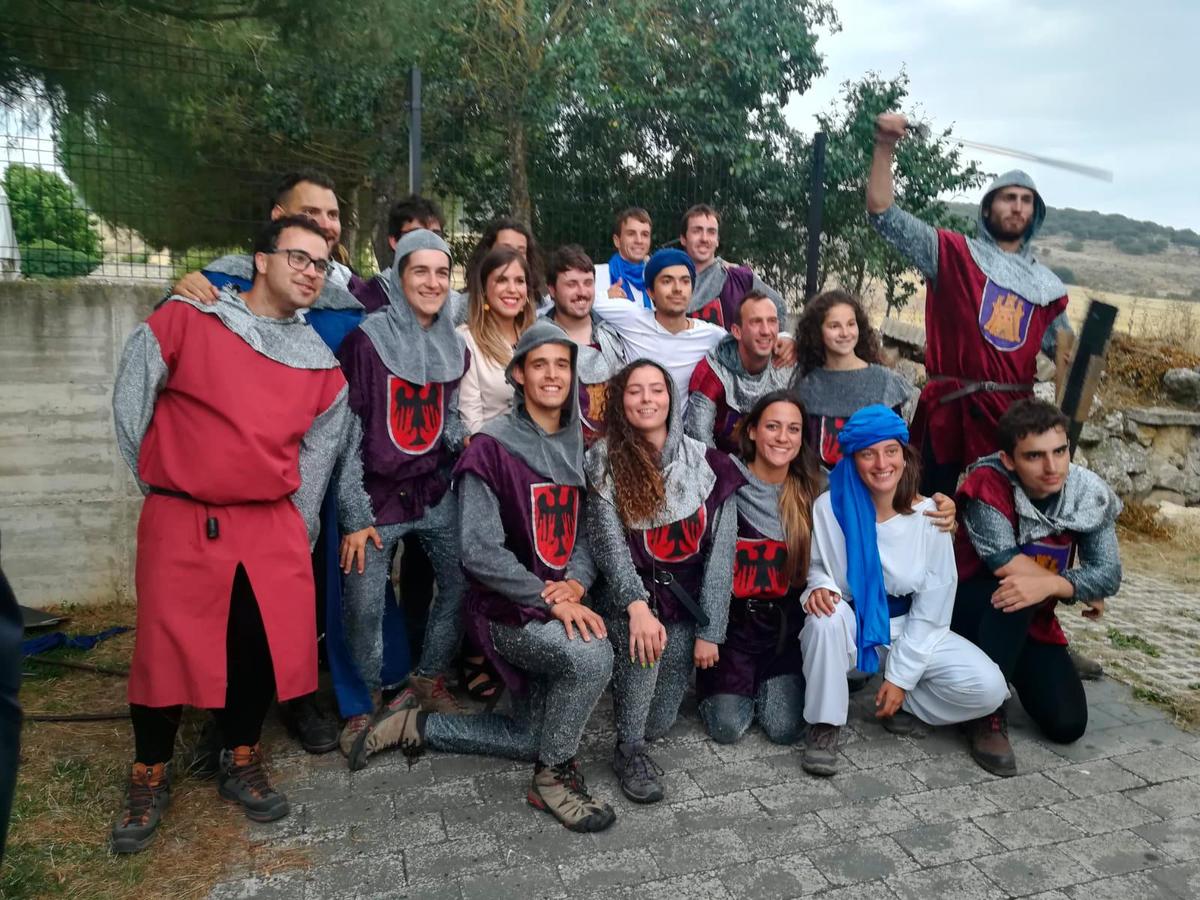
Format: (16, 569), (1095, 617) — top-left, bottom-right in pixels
(466, 246), (537, 366)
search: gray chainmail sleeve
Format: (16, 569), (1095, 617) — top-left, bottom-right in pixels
(696, 494), (737, 644)
(334, 411), (376, 534)
(962, 501), (1022, 572)
(869, 205), (940, 282)
(683, 391), (718, 448)
(565, 497), (599, 590)
(1040, 311), (1075, 360)
(292, 383), (351, 547)
(458, 473), (550, 608)
(585, 492), (650, 615)
(444, 383), (468, 454)
(1062, 524), (1122, 603)
(112, 323), (169, 493)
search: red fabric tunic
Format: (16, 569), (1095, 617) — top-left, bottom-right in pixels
(955, 466), (1072, 646)
(914, 231), (1068, 467)
(129, 302), (347, 708)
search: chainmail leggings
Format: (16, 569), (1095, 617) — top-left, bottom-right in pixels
(424, 618), (613, 766)
(607, 615), (695, 744)
(698, 674), (805, 746)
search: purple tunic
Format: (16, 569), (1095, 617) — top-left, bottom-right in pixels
(349, 273), (390, 314)
(623, 449), (743, 623)
(455, 434), (582, 694)
(689, 266), (755, 330)
(697, 513), (803, 700)
(337, 328), (465, 526)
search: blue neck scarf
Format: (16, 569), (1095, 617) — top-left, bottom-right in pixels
(828, 405), (910, 675)
(608, 252), (651, 310)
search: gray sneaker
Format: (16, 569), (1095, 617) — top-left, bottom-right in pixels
(612, 741), (664, 804)
(801, 723), (840, 777)
(880, 710), (918, 736)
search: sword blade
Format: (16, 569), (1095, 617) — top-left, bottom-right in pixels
(906, 122), (1114, 182)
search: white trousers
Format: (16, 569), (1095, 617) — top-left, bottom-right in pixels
(799, 602), (1008, 727)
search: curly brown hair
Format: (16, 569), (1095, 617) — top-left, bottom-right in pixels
(602, 360), (672, 526)
(796, 289), (882, 376)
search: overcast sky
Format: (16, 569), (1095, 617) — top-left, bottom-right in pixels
(786, 0), (1198, 230)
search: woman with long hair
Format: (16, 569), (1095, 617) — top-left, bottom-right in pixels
(798, 405), (1006, 777)
(457, 245), (539, 434)
(792, 289), (913, 471)
(585, 360), (743, 804)
(465, 217), (546, 302)
(696, 390), (820, 746)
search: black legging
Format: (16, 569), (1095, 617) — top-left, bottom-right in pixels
(0, 565), (22, 863)
(951, 574), (1087, 744)
(131, 564), (277, 765)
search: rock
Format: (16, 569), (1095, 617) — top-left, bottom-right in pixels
(1124, 418), (1154, 447)
(1150, 424), (1195, 459)
(1146, 489), (1188, 507)
(1078, 422), (1106, 447)
(1154, 500), (1200, 537)
(1087, 437), (1147, 496)
(1035, 355), (1057, 383)
(1033, 381), (1056, 403)
(1163, 367), (1200, 409)
(1125, 406), (1200, 427)
(894, 358), (926, 389)
(1147, 458), (1188, 493)
(1102, 411), (1125, 435)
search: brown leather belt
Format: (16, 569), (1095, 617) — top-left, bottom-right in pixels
(930, 375), (1033, 404)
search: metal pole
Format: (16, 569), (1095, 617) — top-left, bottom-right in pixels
(804, 131), (827, 302)
(408, 65), (422, 196)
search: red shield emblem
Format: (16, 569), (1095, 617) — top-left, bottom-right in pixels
(690, 298), (725, 328)
(387, 377), (443, 455)
(643, 504), (707, 563)
(733, 538), (789, 599)
(819, 415), (847, 467)
(531, 483), (580, 570)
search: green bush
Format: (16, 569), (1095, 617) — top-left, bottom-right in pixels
(1051, 265), (1077, 285)
(1064, 239), (1084, 252)
(3, 164), (101, 258)
(19, 239), (102, 278)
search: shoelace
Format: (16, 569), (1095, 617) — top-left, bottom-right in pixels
(430, 677), (461, 710)
(811, 726), (838, 751)
(123, 776), (159, 825)
(230, 752), (273, 798)
(988, 714), (1009, 736)
(623, 749), (664, 784)
(553, 762), (591, 799)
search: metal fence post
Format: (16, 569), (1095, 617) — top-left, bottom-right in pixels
(408, 65), (422, 196)
(804, 131), (827, 303)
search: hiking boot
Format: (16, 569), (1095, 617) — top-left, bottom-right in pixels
(612, 741), (664, 804)
(967, 710), (1018, 777)
(111, 762), (171, 854)
(279, 693), (339, 754)
(801, 723), (841, 777)
(340, 714), (373, 771)
(1070, 648), (1104, 681)
(880, 710), (918, 736)
(363, 688), (425, 760)
(217, 744), (290, 822)
(408, 673), (465, 714)
(528, 760), (617, 833)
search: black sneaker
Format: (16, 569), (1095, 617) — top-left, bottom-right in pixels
(279, 693), (339, 754)
(217, 744), (290, 822)
(880, 710), (918, 736)
(111, 762), (171, 854)
(612, 741), (664, 804)
(801, 723), (840, 777)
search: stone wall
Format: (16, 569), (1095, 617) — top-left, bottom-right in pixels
(1079, 406), (1200, 506)
(0, 280), (159, 608)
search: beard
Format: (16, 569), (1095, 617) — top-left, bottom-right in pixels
(984, 210), (1029, 243)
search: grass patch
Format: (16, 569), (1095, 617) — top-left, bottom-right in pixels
(1117, 502), (1172, 541)
(2, 601), (304, 899)
(1105, 332), (1200, 403)
(1106, 627), (1162, 657)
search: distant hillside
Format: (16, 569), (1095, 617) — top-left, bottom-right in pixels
(945, 201), (1200, 299)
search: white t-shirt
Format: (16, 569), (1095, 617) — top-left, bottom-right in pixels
(591, 290), (724, 409)
(802, 493), (957, 690)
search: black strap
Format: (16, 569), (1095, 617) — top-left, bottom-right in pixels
(147, 485), (195, 501)
(652, 570), (710, 628)
(930, 376), (1034, 404)
(146, 486), (219, 539)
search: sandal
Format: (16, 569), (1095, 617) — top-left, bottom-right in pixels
(459, 654), (503, 711)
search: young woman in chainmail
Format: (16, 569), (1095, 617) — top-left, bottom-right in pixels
(585, 360), (743, 804)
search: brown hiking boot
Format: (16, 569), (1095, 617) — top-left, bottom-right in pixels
(528, 760), (616, 833)
(111, 762), (171, 854)
(967, 710), (1018, 777)
(340, 714), (373, 771)
(408, 674), (464, 714)
(217, 744), (290, 822)
(801, 724), (840, 777)
(363, 688), (425, 760)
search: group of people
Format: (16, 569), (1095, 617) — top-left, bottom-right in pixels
(107, 111), (1122, 851)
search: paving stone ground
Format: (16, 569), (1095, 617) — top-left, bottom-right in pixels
(208, 570), (1200, 899)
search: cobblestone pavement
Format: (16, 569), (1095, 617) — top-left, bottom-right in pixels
(209, 663), (1200, 899)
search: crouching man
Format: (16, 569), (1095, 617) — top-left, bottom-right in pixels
(356, 321), (617, 833)
(953, 399), (1121, 776)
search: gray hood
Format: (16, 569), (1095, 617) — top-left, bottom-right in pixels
(709, 334), (795, 413)
(585, 359), (715, 529)
(731, 456), (786, 541)
(358, 229), (465, 384)
(966, 169), (1065, 307)
(480, 319), (585, 486)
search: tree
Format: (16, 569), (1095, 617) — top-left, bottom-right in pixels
(2, 164), (100, 257)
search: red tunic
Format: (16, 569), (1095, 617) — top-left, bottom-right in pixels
(914, 231), (1068, 467)
(129, 302), (347, 708)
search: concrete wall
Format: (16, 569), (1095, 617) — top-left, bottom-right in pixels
(0, 280), (160, 607)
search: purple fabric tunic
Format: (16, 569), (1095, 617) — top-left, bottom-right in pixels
(623, 450), (743, 623)
(337, 328), (465, 526)
(349, 273), (390, 314)
(689, 266), (755, 330)
(697, 513), (803, 700)
(455, 434), (582, 694)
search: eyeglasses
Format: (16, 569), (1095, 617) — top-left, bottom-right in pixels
(269, 248), (331, 276)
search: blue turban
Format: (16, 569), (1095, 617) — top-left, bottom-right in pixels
(643, 248), (696, 294)
(829, 405), (910, 675)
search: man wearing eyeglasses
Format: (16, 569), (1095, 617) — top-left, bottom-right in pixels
(110, 216), (350, 852)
